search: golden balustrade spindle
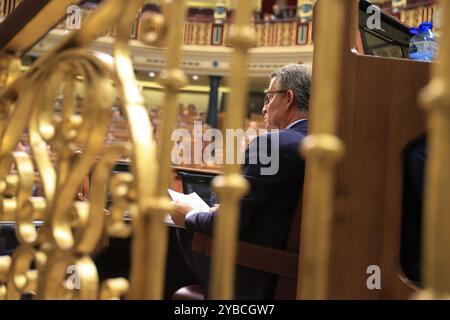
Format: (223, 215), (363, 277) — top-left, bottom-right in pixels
(209, 0), (256, 299)
(127, 0), (188, 299)
(298, 0), (346, 300)
(0, 54), (21, 148)
(111, 0), (164, 299)
(151, 0), (187, 296)
(417, 0), (450, 300)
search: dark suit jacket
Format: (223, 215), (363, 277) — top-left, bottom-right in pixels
(182, 120), (308, 299)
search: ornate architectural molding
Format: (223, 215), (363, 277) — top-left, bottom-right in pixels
(29, 30), (313, 78)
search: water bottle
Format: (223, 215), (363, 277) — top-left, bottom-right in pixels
(409, 22), (438, 61)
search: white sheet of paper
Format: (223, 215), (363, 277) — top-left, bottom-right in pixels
(168, 189), (210, 212)
(168, 189), (188, 203)
(166, 189), (211, 228)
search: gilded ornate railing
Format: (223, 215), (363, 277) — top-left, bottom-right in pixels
(181, 20), (310, 47)
(0, 0), (256, 300)
(0, 1), (433, 48)
(0, 0), (182, 300)
(0, 0), (22, 17)
(1, 0), (447, 302)
(68, 8), (310, 47)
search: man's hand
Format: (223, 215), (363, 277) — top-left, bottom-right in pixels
(171, 201), (193, 227)
(209, 204), (220, 213)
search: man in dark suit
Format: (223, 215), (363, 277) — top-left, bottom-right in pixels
(166, 64), (311, 299)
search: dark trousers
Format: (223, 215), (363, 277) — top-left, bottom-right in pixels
(94, 227), (210, 299)
(165, 227), (277, 300)
(164, 227), (210, 299)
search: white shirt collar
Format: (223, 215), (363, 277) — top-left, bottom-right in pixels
(284, 118), (307, 130)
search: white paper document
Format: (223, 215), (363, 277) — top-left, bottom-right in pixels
(165, 189), (211, 227)
(168, 189), (211, 212)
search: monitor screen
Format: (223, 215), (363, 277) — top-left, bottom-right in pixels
(178, 171), (218, 207)
(359, 0), (413, 59)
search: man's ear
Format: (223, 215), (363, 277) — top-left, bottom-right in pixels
(285, 90), (295, 110)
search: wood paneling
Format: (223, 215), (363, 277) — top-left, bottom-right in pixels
(298, 0), (430, 299)
(327, 54), (429, 299)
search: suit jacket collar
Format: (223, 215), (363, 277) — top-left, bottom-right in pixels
(285, 119), (308, 131)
